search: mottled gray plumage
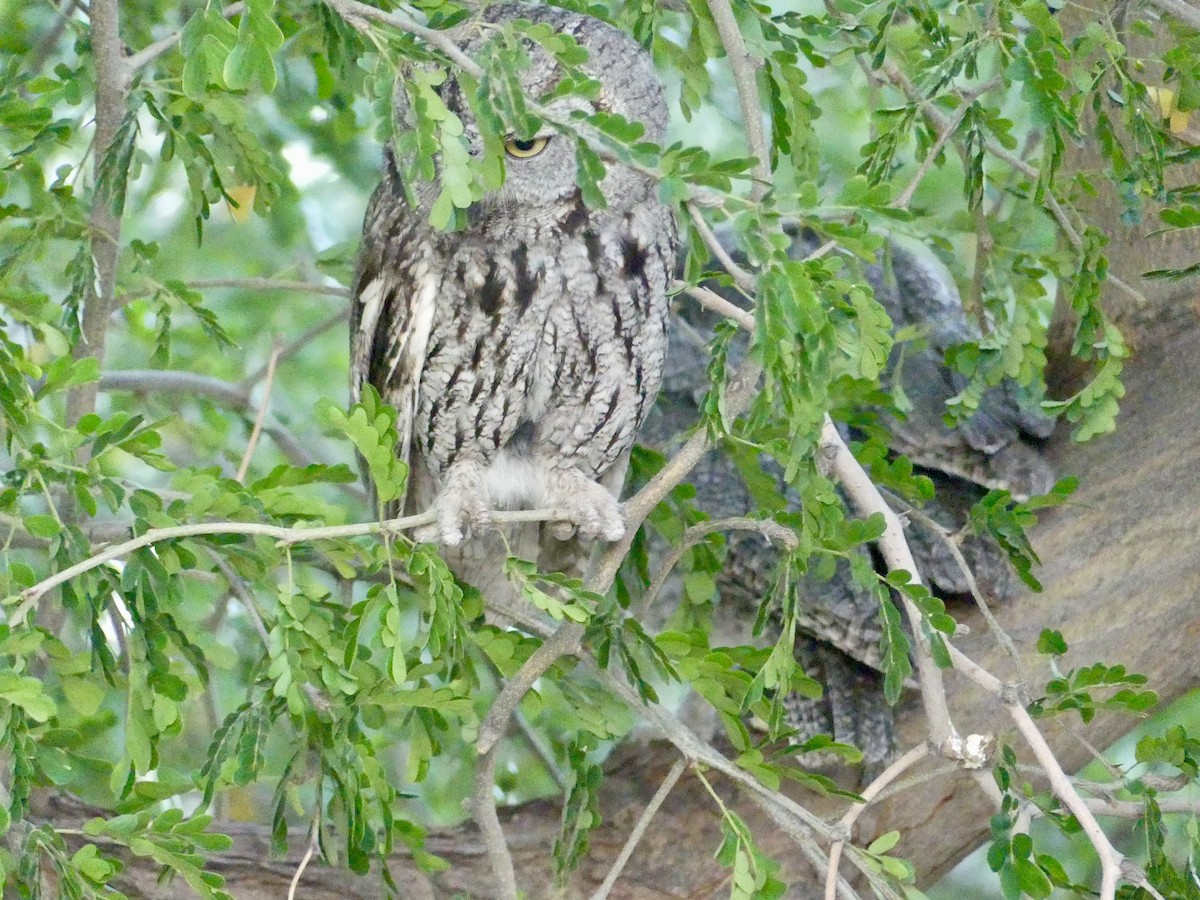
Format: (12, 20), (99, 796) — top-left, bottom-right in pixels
(646, 225), (1055, 773)
(352, 4), (675, 591)
(869, 239), (1057, 502)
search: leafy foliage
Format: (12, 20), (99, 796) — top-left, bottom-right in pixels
(3, 0), (1200, 897)
(1030, 631), (1158, 724)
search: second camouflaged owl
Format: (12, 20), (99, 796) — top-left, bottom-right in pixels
(351, 4), (676, 594)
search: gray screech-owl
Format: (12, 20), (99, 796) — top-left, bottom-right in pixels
(646, 225), (1055, 773)
(351, 4), (676, 595)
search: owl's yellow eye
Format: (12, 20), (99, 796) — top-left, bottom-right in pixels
(504, 136), (550, 158)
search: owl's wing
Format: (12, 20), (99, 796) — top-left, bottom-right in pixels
(642, 222), (1057, 776)
(351, 178), (437, 514)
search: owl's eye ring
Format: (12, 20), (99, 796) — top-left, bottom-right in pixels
(504, 136), (550, 158)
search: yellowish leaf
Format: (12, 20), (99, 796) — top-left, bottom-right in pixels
(225, 184), (257, 222)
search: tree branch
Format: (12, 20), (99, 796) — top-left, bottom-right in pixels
(67, 0), (128, 436)
(633, 515), (797, 620)
(322, 0), (484, 76)
(465, 340), (763, 892)
(703, 0), (770, 197)
(286, 803), (321, 900)
(11, 507), (569, 623)
(871, 58), (1147, 308)
(476, 622), (584, 757)
(471, 747), (518, 900)
(686, 203), (757, 292)
(678, 281), (757, 332)
(242, 310), (348, 388)
(185, 278), (350, 299)
(124, 3), (245, 71)
(948, 646), (1131, 899)
(893, 76), (1002, 210)
(235, 344), (281, 483)
(824, 743), (930, 900)
(1147, 0), (1200, 30)
(818, 417), (958, 748)
(98, 369), (327, 475)
(590, 758), (688, 900)
(882, 489), (1024, 677)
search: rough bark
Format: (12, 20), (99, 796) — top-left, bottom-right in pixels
(1048, 0), (1200, 383)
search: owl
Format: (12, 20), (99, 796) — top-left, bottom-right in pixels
(644, 224), (1055, 775)
(351, 4), (676, 594)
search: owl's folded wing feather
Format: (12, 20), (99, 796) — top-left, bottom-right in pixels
(350, 183), (437, 514)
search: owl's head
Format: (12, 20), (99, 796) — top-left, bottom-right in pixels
(390, 3), (669, 220)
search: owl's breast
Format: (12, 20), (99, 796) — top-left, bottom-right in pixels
(411, 200), (672, 499)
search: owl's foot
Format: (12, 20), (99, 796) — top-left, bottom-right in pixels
(543, 468), (625, 542)
(415, 462), (493, 546)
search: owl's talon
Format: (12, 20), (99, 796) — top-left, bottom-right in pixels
(413, 522), (441, 544)
(466, 504), (495, 537)
(439, 499), (491, 546)
(423, 463), (493, 546)
(542, 468), (625, 543)
(550, 520), (577, 541)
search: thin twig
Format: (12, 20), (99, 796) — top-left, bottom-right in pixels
(966, 202), (993, 333)
(477, 623), (585, 756)
(894, 76), (1001, 210)
(287, 806), (322, 900)
(873, 59), (1146, 308)
(208, 552), (272, 647)
(678, 282), (757, 332)
(948, 645), (1129, 899)
(125, 3), (246, 71)
(101, 369), (250, 406)
(590, 758), (688, 900)
(703, 0), (770, 197)
(583, 658), (875, 892)
(514, 709), (568, 792)
(323, 0), (484, 76)
(686, 203), (756, 292)
(882, 488), (1024, 678)
(11, 507), (569, 621)
(98, 369), (331, 476)
(235, 344), (281, 483)
(1083, 796), (1200, 818)
(186, 277), (350, 299)
(825, 743), (931, 900)
(242, 310), (349, 387)
(634, 515), (797, 620)
(26, 0), (78, 74)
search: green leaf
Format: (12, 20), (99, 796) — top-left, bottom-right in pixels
(0, 672), (57, 721)
(505, 557), (593, 623)
(62, 676), (107, 716)
(1012, 855), (1054, 898)
(879, 597), (912, 705)
(868, 831), (901, 856)
(1036, 630), (1067, 656)
(22, 514), (61, 538)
